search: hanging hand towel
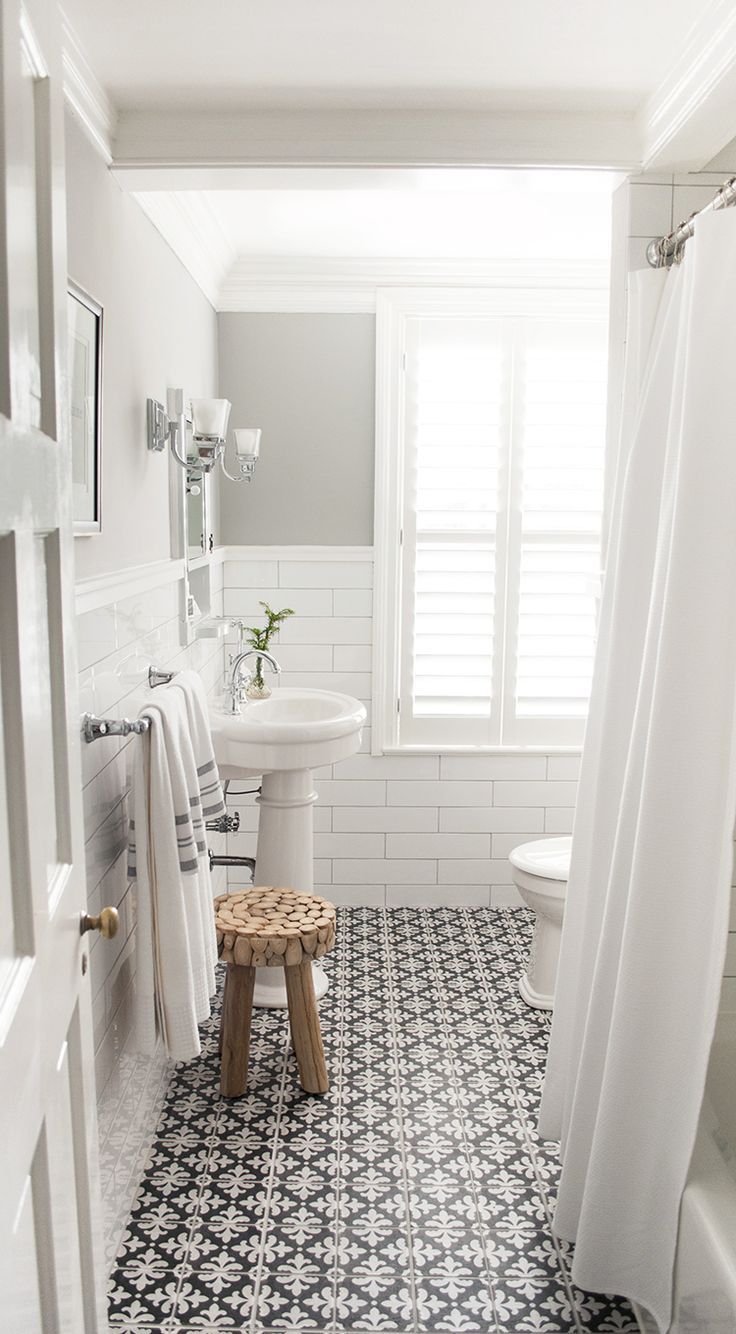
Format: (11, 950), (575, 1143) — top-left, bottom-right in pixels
(171, 668), (226, 822)
(171, 668), (225, 1007)
(128, 680), (224, 1062)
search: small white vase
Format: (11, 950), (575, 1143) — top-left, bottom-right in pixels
(245, 678), (272, 700)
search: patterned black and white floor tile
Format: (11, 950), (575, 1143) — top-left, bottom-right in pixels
(108, 908), (639, 1333)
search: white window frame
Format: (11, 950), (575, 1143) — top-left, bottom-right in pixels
(373, 280), (610, 756)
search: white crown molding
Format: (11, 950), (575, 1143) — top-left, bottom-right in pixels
(222, 545), (374, 563)
(639, 0), (736, 170)
(111, 106), (641, 174)
(60, 8), (117, 163)
(75, 558), (186, 615)
(218, 256), (611, 313)
(132, 193), (236, 309)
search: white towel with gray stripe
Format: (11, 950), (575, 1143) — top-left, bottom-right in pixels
(171, 669), (225, 825)
(128, 676), (225, 1062)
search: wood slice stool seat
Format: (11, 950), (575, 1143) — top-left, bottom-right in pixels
(214, 887), (336, 1097)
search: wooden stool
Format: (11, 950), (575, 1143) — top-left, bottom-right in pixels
(214, 887), (336, 1098)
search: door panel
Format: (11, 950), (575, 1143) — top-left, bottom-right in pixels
(7, 1172), (45, 1334)
(0, 0), (108, 1329)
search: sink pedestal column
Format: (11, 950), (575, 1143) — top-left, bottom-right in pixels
(252, 768), (328, 1008)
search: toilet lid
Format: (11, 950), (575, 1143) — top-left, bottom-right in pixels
(508, 835), (572, 880)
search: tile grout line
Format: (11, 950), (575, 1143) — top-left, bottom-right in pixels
(380, 906), (421, 1334)
(405, 908), (503, 1334)
(328, 909), (352, 1333)
(110, 1053), (185, 1289)
(460, 908), (586, 1334)
(168, 1012), (250, 1322)
(246, 1016), (293, 1334)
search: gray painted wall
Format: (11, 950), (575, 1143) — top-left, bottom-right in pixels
(65, 110), (218, 580)
(218, 313), (375, 545)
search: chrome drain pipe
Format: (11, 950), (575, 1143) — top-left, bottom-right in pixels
(208, 852), (255, 875)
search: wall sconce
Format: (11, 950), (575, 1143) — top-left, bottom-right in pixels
(221, 428), (262, 483)
(147, 388), (261, 483)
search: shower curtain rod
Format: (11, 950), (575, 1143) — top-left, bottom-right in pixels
(646, 175), (736, 268)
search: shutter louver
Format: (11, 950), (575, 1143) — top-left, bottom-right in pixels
(413, 541), (495, 717)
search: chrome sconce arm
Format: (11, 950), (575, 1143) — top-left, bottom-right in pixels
(220, 458), (254, 482)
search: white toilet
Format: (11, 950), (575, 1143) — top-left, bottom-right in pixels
(509, 835), (571, 1010)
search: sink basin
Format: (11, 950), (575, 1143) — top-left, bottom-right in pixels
(210, 687), (367, 778)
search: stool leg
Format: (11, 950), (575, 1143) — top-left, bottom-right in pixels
(284, 961), (328, 1094)
(218, 966), (229, 1056)
(220, 963), (255, 1098)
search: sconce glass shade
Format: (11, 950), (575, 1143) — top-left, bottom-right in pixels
(191, 398), (231, 440)
(234, 428), (262, 459)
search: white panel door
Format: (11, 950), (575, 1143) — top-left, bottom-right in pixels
(0, 0), (108, 1329)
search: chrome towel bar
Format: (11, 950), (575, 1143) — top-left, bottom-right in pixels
(148, 666), (176, 688)
(80, 664), (178, 743)
(82, 714), (150, 744)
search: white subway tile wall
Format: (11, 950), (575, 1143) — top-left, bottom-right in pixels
(222, 549), (580, 909)
(223, 542), (736, 997)
(625, 169), (736, 273)
(77, 564), (228, 1269)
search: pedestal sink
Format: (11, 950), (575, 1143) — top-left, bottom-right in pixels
(209, 688), (366, 1007)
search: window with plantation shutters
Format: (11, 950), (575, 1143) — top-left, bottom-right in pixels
(374, 287), (609, 750)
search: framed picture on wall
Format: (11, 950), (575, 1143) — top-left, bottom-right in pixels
(67, 280), (102, 535)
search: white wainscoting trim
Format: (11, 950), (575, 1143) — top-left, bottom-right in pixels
(639, 0), (736, 170)
(382, 746), (583, 757)
(76, 550), (227, 614)
(75, 558), (187, 614)
(222, 545), (374, 563)
(60, 7), (117, 163)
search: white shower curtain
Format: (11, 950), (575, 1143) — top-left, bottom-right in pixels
(539, 208), (736, 1331)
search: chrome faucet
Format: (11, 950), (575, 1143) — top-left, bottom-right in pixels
(227, 648), (280, 714)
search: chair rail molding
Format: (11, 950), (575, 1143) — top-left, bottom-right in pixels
(75, 557), (188, 615)
(221, 545), (374, 563)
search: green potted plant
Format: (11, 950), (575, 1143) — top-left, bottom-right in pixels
(243, 601), (294, 699)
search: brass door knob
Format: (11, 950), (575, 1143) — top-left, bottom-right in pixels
(80, 906), (119, 939)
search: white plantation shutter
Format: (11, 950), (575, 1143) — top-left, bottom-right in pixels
(400, 319), (506, 743)
(387, 294), (608, 748)
(510, 322), (607, 742)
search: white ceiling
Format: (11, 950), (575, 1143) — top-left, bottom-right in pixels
(62, 0), (697, 115)
(60, 0), (736, 307)
(161, 171), (615, 260)
(129, 167), (617, 309)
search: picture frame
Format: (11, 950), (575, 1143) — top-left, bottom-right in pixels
(67, 280), (102, 535)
